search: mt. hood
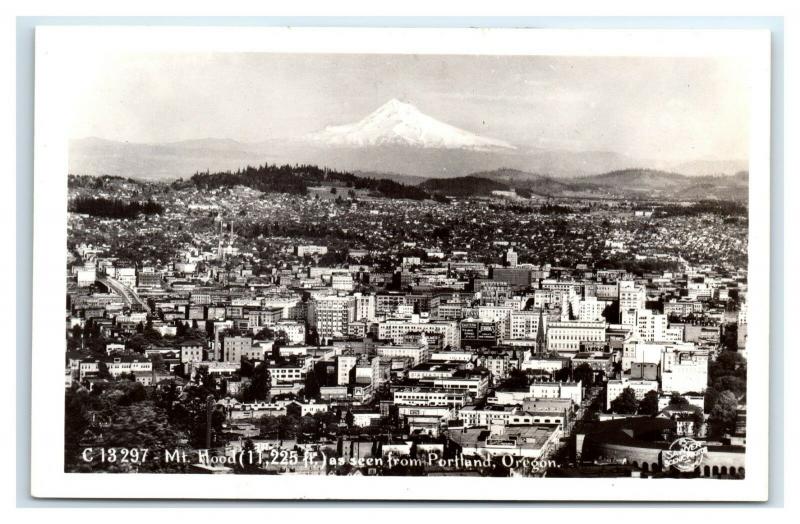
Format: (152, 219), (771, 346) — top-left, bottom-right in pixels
(69, 100), (746, 180)
(305, 99), (516, 151)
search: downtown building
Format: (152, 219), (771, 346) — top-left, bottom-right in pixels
(377, 318), (459, 348)
(621, 340), (709, 395)
(546, 320), (607, 356)
(619, 280), (646, 324)
(309, 295), (356, 339)
(509, 309), (548, 340)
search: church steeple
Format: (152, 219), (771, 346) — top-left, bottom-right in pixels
(536, 309), (546, 356)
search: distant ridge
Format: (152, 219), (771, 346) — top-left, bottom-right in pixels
(575, 168), (691, 188)
(444, 167), (749, 201)
(69, 135), (748, 183)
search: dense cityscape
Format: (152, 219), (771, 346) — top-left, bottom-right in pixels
(64, 169), (749, 478)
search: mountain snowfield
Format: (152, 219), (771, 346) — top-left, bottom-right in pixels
(305, 99), (516, 151)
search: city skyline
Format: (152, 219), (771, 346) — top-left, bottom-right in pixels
(62, 165), (751, 480)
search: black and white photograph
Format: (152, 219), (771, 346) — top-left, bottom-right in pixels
(27, 26), (774, 501)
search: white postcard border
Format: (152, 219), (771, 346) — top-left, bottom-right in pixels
(31, 26), (772, 501)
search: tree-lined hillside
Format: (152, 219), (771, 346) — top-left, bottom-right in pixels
(190, 163), (430, 200)
(69, 196), (164, 219)
(419, 175), (510, 197)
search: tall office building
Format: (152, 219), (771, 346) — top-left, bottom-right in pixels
(336, 354), (358, 386)
(619, 280), (646, 324)
(310, 296), (356, 339)
(505, 247), (518, 267)
(633, 308), (668, 342)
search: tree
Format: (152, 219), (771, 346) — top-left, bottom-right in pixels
(573, 363), (595, 387)
(259, 415), (281, 438)
(68, 196), (164, 219)
(722, 323), (738, 352)
(610, 387), (639, 414)
(239, 357), (255, 378)
(96, 361), (112, 379)
(112, 380), (148, 405)
(194, 403), (225, 449)
(300, 415), (318, 435)
(704, 388), (719, 413)
(242, 362), (271, 402)
(708, 390), (739, 437)
(303, 371), (321, 400)
(193, 367), (218, 396)
(553, 367), (571, 382)
(501, 369), (529, 389)
(714, 376), (747, 397)
(64, 386), (98, 466)
(126, 333), (152, 353)
(515, 188), (532, 199)
(65, 380), (191, 473)
(154, 380), (179, 417)
(272, 414), (301, 440)
(150, 353), (166, 373)
(710, 350), (746, 382)
(271, 340), (284, 363)
(638, 390), (660, 416)
(237, 438), (261, 474)
(254, 327), (274, 341)
(669, 393), (691, 408)
(690, 409), (706, 437)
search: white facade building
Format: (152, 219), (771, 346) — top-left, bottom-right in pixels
(546, 321), (606, 355)
(509, 310), (547, 340)
(376, 343), (430, 366)
(311, 295), (356, 339)
(619, 281), (646, 324)
(377, 319), (458, 348)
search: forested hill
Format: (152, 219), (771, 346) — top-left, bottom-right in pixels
(573, 168), (690, 189)
(419, 175), (510, 197)
(70, 196), (164, 219)
(190, 163), (430, 200)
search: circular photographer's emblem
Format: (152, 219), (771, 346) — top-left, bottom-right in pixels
(662, 437), (707, 472)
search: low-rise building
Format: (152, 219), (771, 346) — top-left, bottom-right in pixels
(449, 421), (561, 460)
(103, 355), (153, 378)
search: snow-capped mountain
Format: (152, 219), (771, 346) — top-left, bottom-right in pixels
(68, 100), (746, 180)
(305, 98), (516, 151)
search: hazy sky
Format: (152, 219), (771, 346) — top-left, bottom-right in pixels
(70, 53), (750, 163)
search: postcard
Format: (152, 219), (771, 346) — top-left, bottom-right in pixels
(30, 26), (771, 500)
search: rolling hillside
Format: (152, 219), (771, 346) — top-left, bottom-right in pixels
(444, 168), (749, 201)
